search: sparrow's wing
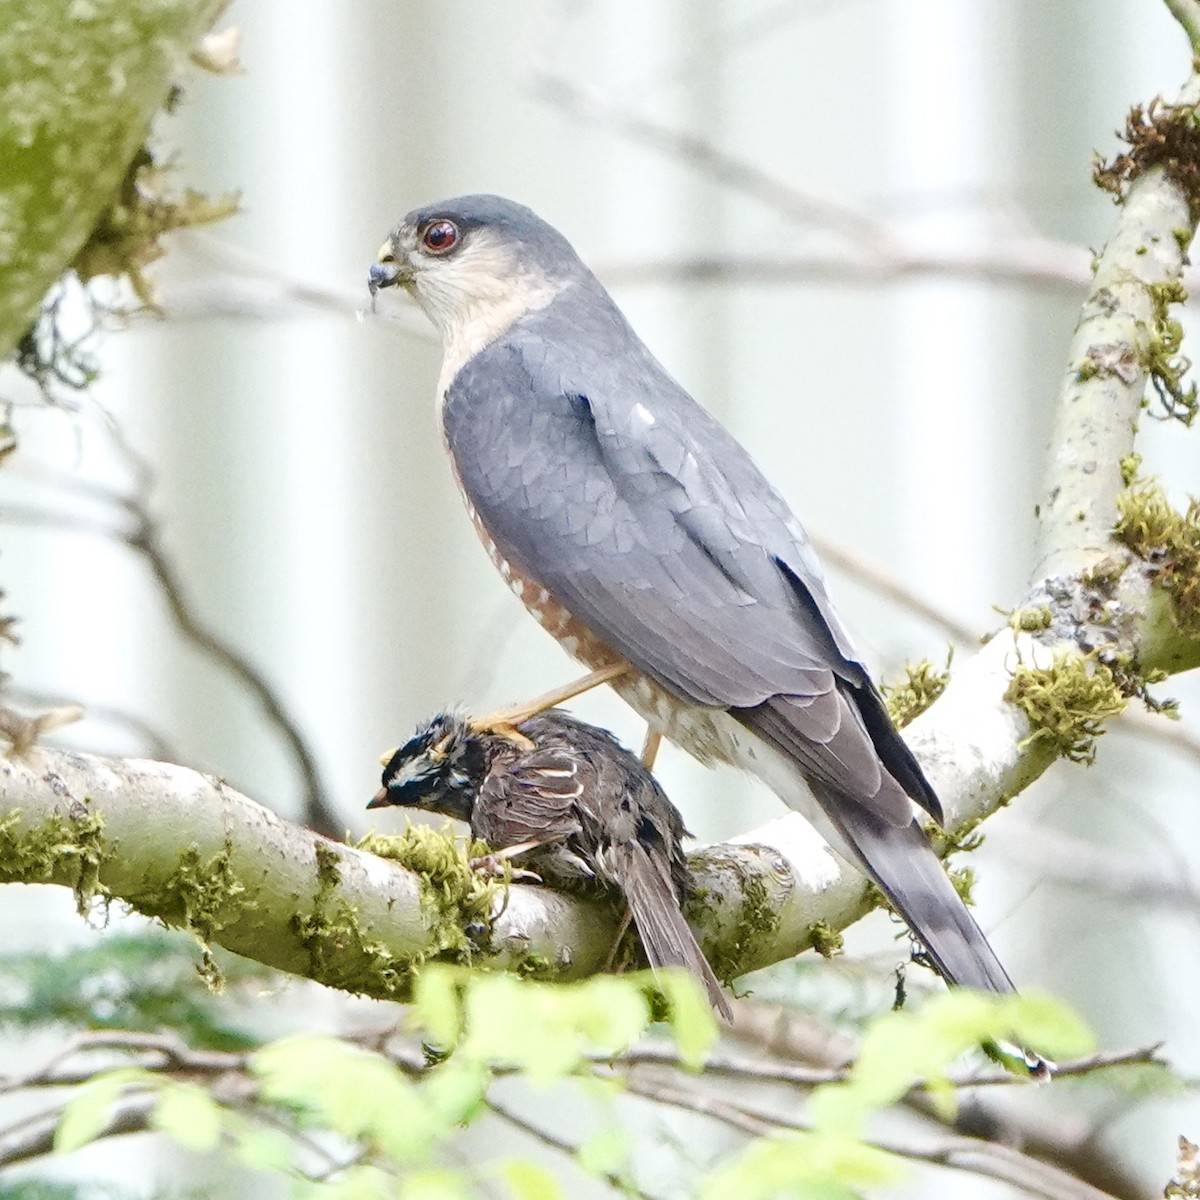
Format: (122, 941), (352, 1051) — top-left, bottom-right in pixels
(472, 747), (585, 850)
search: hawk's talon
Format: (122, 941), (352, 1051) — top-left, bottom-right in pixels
(469, 852), (541, 883)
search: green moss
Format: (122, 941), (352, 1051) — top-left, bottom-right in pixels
(357, 824), (501, 955)
(1004, 655), (1127, 763)
(284, 825), (531, 1000)
(1081, 556), (1128, 591)
(883, 658), (951, 728)
(1121, 453), (1144, 486)
(0, 0), (232, 358)
(689, 851), (782, 985)
(1105, 653), (1181, 719)
(71, 145), (238, 308)
(1174, 226), (1194, 254)
(291, 841), (415, 998)
(0, 805), (107, 915)
(1144, 280), (1198, 425)
(808, 921), (844, 958)
(947, 865), (976, 905)
(923, 816), (985, 861)
(1116, 479), (1200, 637)
(136, 840), (250, 989)
(1010, 606), (1053, 633)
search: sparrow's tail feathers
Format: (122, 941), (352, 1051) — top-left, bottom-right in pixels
(616, 843), (733, 1021)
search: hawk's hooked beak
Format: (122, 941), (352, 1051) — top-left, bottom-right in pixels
(368, 241), (411, 295)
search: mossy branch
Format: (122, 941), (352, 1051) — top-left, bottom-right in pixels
(0, 0), (229, 359)
(0, 745), (881, 997)
(1033, 82), (1200, 581)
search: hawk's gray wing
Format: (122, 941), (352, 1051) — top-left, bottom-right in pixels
(444, 297), (936, 823)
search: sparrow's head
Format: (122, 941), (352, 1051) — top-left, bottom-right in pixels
(368, 194), (590, 348)
(368, 711), (488, 822)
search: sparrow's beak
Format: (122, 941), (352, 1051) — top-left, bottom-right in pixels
(366, 787), (390, 810)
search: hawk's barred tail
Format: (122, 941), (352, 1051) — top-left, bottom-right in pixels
(613, 841), (733, 1021)
(815, 784), (1016, 994)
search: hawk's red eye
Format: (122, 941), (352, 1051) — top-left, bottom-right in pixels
(422, 220), (459, 254)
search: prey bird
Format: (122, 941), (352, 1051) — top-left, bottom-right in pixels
(369, 708), (732, 1018)
(368, 194), (1016, 996)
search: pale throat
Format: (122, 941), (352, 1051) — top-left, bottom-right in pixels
(424, 272), (567, 401)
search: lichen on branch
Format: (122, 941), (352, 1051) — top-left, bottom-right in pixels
(1117, 479), (1200, 637)
(0, 0), (234, 360)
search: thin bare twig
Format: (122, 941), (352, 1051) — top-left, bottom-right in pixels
(164, 231), (437, 341)
(485, 1098), (659, 1200)
(598, 242), (1093, 295)
(1117, 706), (1200, 771)
(3, 434), (339, 837)
(0, 1030), (247, 1095)
(617, 0), (873, 104)
(611, 1040), (1164, 1092)
(808, 532), (982, 645)
(0, 1092), (157, 1169)
(9, 685), (181, 761)
(993, 820), (1200, 917)
(621, 1076), (1121, 1200)
(722, 999), (1149, 1200)
(534, 75), (896, 255)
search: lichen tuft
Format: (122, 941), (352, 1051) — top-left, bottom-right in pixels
(1004, 654), (1127, 763)
(1116, 479), (1200, 637)
(0, 805), (108, 916)
(808, 921), (844, 959)
(357, 823), (501, 955)
(883, 658), (952, 728)
(71, 145), (239, 309)
(1093, 99), (1200, 223)
(291, 841), (416, 998)
(145, 840), (250, 990)
(1143, 280), (1198, 425)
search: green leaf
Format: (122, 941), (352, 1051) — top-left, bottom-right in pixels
(252, 1034), (443, 1161)
(233, 1126), (295, 1173)
(54, 1069), (149, 1153)
(649, 969), (718, 1068)
(497, 1159), (564, 1200)
(297, 1165), (392, 1200)
(397, 1167), (472, 1200)
(701, 1131), (900, 1200)
(1005, 991), (1095, 1060)
(458, 974), (650, 1083)
(413, 965), (467, 1049)
(576, 1125), (631, 1176)
(422, 1057), (491, 1126)
(150, 1082), (223, 1151)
